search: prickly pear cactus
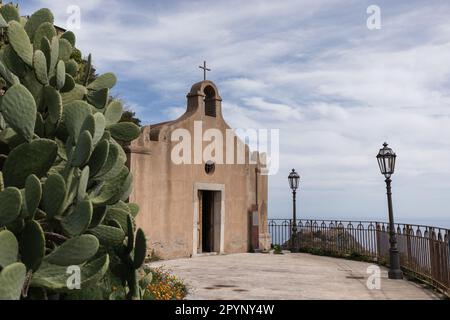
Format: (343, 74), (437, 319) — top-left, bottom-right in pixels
(0, 5), (148, 300)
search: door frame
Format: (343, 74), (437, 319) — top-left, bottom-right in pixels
(193, 183), (225, 256)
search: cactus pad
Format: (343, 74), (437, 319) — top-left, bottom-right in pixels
(2, 139), (57, 188)
(44, 85), (62, 123)
(0, 187), (22, 226)
(0, 4), (20, 23)
(24, 174), (42, 219)
(20, 220), (45, 271)
(0, 230), (19, 268)
(71, 130), (93, 167)
(44, 235), (99, 266)
(87, 72), (117, 90)
(42, 173), (66, 218)
(33, 50), (48, 85)
(62, 200), (93, 236)
(1, 83), (37, 142)
(31, 254), (109, 291)
(108, 122), (141, 142)
(62, 100), (92, 141)
(7, 21), (33, 66)
(0, 262), (26, 300)
(88, 225), (125, 246)
(104, 100), (123, 125)
(24, 8), (54, 39)
(32, 22), (56, 51)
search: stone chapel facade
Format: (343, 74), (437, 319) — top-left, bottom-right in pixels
(128, 80), (270, 259)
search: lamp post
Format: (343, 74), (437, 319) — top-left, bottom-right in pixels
(288, 169), (300, 252)
(377, 142), (403, 279)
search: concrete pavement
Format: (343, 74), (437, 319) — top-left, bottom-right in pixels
(150, 252), (442, 300)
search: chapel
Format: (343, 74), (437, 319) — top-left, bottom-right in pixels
(127, 79), (270, 259)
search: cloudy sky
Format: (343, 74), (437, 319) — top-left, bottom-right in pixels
(22, 0), (450, 225)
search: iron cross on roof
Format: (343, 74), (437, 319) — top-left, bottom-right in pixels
(198, 61), (211, 81)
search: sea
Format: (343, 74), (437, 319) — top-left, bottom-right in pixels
(269, 216), (450, 230)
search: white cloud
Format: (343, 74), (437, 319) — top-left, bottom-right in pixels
(22, 0), (450, 223)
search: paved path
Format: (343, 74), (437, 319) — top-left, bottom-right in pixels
(151, 253), (442, 300)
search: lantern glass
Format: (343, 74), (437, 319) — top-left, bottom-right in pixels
(288, 169), (300, 191)
(377, 143), (396, 178)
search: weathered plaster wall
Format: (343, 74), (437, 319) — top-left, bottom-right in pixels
(129, 81), (270, 259)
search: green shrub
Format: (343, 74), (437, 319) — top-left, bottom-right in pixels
(0, 5), (146, 300)
(141, 266), (188, 300)
(273, 244), (283, 254)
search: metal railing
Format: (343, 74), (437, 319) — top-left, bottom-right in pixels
(268, 219), (450, 296)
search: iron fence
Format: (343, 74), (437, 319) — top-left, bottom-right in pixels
(268, 219), (450, 296)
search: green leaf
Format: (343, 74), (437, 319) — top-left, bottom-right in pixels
(33, 22), (56, 51)
(88, 139), (109, 177)
(42, 173), (66, 218)
(83, 53), (92, 86)
(87, 225), (125, 246)
(44, 235), (99, 266)
(2, 139), (58, 188)
(0, 13), (7, 27)
(58, 38), (72, 62)
(61, 73), (75, 93)
(7, 21), (33, 66)
(1, 83), (37, 142)
(55, 60), (65, 90)
(2, 44), (27, 78)
(21, 70), (45, 110)
(62, 200), (93, 236)
(0, 59), (16, 85)
(104, 100), (123, 125)
(105, 208), (130, 234)
(71, 130), (93, 167)
(0, 262), (26, 300)
(0, 230), (19, 268)
(24, 8), (54, 39)
(33, 50), (48, 85)
(133, 229), (147, 269)
(24, 174), (41, 219)
(78, 166), (90, 200)
(31, 254), (109, 292)
(19, 17), (27, 27)
(91, 166), (130, 205)
(89, 206), (107, 229)
(92, 113), (106, 145)
(80, 114), (96, 138)
(127, 203), (140, 218)
(61, 31), (76, 47)
(44, 85), (62, 123)
(61, 84), (87, 105)
(65, 59), (78, 77)
(87, 88), (108, 109)
(87, 72), (117, 90)
(95, 141), (122, 179)
(108, 122), (141, 142)
(0, 187), (22, 226)
(34, 112), (45, 137)
(40, 37), (51, 71)
(62, 100), (92, 141)
(125, 214), (134, 254)
(0, 4), (20, 23)
(49, 36), (59, 77)
(20, 220), (45, 271)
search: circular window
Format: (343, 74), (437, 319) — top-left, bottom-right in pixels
(205, 160), (215, 175)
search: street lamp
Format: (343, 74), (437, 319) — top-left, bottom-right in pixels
(288, 169), (300, 252)
(377, 142), (403, 279)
